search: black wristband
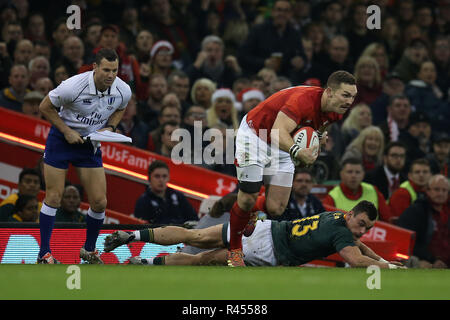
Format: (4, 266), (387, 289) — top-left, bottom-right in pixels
(105, 124), (117, 132)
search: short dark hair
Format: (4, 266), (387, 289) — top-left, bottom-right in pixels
(161, 120), (179, 134)
(294, 168), (313, 179)
(340, 157), (363, 169)
(388, 94), (409, 106)
(95, 48), (118, 65)
(19, 168), (40, 183)
(384, 141), (406, 156)
(14, 194), (36, 213)
(326, 70), (356, 89)
(352, 200), (378, 221)
(409, 158), (431, 172)
(148, 160), (169, 176)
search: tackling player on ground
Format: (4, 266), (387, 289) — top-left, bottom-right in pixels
(37, 48), (131, 264)
(104, 200), (405, 269)
(228, 71), (357, 266)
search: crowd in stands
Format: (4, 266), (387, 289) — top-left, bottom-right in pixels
(0, 0), (448, 266)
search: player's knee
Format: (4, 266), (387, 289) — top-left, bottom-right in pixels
(265, 201), (285, 216)
(90, 197), (107, 212)
(44, 190), (63, 207)
(238, 192), (258, 211)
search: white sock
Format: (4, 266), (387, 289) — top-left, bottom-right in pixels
(132, 231), (140, 241)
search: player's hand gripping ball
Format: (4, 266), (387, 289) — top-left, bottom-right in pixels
(291, 126), (320, 167)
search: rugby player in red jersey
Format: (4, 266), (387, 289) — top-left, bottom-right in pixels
(227, 70), (357, 266)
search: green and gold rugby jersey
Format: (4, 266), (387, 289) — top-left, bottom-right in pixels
(271, 211), (356, 266)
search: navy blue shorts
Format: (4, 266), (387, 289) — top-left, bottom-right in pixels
(43, 126), (103, 169)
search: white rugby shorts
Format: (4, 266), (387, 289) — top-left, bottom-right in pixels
(235, 115), (294, 187)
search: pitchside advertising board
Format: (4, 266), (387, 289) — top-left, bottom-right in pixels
(0, 107), (240, 215)
(0, 228), (180, 264)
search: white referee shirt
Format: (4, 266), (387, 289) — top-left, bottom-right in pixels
(48, 71), (132, 136)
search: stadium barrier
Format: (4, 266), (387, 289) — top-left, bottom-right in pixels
(0, 107), (237, 214)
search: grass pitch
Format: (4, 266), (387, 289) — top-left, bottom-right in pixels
(1, 265), (449, 300)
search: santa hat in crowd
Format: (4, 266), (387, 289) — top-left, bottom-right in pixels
(150, 40), (174, 59)
(241, 88), (265, 103)
(211, 88), (236, 104)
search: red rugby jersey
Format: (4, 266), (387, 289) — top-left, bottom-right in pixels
(246, 86), (342, 141)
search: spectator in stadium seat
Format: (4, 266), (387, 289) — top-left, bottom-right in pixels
(25, 13), (47, 43)
(82, 21), (102, 63)
(142, 0), (198, 69)
(405, 60), (449, 133)
(133, 160), (198, 225)
(8, 194), (39, 222)
(185, 35), (242, 89)
(34, 41), (51, 62)
(118, 6), (141, 49)
(167, 70), (191, 115)
(431, 35), (449, 101)
(364, 141), (408, 201)
(117, 94), (150, 149)
(318, 1), (345, 41)
(190, 78), (216, 110)
(323, 158), (391, 222)
(341, 126), (385, 173)
(138, 73), (168, 125)
(13, 39), (34, 66)
(268, 76), (291, 97)
(130, 29), (153, 64)
(274, 168), (325, 221)
(396, 174), (449, 268)
(340, 103), (372, 147)
(21, 91), (44, 119)
(238, 87), (265, 120)
(0, 168), (42, 221)
(388, 158), (432, 223)
(288, 37), (328, 86)
(318, 34), (353, 78)
(207, 88), (239, 131)
(156, 121), (180, 158)
(377, 94), (411, 144)
(398, 111), (432, 166)
(181, 105), (209, 163)
(55, 185), (85, 223)
(34, 77), (54, 97)
(28, 56), (50, 90)
(237, 0), (306, 77)
(149, 40), (176, 79)
(370, 72), (406, 126)
(59, 36), (85, 77)
(146, 101), (181, 152)
(360, 43), (390, 80)
(49, 18), (71, 66)
(426, 133), (450, 178)
(393, 38), (429, 84)
(352, 56), (383, 106)
(52, 64), (69, 86)
(0, 64), (30, 112)
(344, 2), (379, 63)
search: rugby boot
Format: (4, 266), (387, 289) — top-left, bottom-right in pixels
(37, 252), (61, 264)
(104, 230), (135, 252)
(227, 248), (245, 267)
(80, 247), (104, 264)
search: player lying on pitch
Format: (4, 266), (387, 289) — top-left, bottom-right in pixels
(103, 200), (405, 269)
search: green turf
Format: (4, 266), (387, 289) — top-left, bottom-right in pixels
(0, 265), (449, 300)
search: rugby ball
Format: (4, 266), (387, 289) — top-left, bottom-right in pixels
(292, 126), (320, 150)
(291, 127), (320, 166)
